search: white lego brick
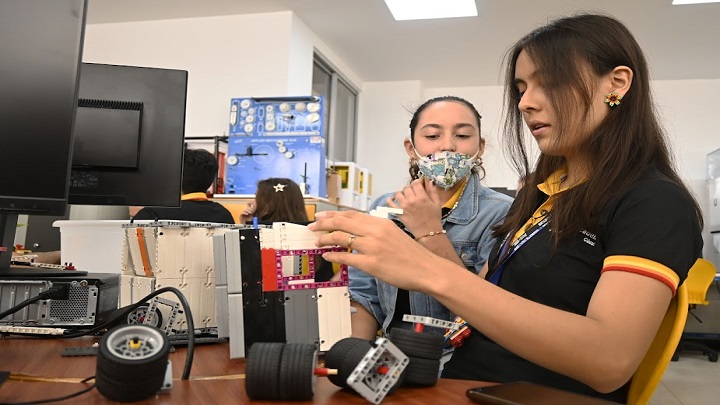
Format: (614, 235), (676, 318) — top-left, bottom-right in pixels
(125, 227), (158, 277)
(273, 222), (323, 250)
(369, 206), (403, 218)
(317, 286), (352, 351)
(121, 234), (133, 275)
(259, 227), (275, 249)
(157, 227), (186, 279)
(120, 274), (135, 307)
(121, 275), (155, 307)
(402, 314), (461, 331)
(228, 293), (246, 359)
(155, 276), (217, 329)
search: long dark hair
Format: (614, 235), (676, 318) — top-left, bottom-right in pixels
(255, 178), (308, 222)
(494, 14), (703, 240)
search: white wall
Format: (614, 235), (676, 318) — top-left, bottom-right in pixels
(355, 81), (423, 197)
(83, 12), (361, 138)
(653, 79), (720, 264)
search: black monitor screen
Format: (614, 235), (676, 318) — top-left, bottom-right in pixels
(0, 0), (87, 216)
(68, 63), (188, 207)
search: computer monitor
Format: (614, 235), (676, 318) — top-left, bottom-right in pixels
(0, 0), (88, 272)
(69, 63), (189, 207)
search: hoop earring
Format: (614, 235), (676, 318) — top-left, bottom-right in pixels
(604, 92), (622, 107)
(474, 158), (486, 180)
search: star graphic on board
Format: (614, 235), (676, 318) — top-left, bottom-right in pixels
(273, 183), (286, 192)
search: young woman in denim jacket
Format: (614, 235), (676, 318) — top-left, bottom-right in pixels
(349, 96), (513, 339)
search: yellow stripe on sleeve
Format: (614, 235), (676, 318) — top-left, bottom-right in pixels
(602, 255), (680, 295)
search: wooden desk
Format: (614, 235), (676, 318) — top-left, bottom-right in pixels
(0, 337), (487, 404)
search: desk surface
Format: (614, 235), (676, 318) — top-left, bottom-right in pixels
(0, 337), (487, 404)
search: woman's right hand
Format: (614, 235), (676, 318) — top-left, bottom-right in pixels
(387, 178), (443, 237)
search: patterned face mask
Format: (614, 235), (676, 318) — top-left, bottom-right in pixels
(413, 148), (479, 190)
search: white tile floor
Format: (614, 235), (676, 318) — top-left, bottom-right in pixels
(649, 354), (720, 405)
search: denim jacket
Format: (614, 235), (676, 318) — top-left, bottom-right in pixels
(349, 172), (513, 335)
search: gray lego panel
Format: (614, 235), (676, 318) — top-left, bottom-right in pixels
(225, 231), (243, 294)
(215, 285), (229, 338)
(284, 289), (319, 347)
(228, 293), (245, 359)
(212, 233), (227, 286)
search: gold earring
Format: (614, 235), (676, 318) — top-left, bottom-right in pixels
(604, 92), (622, 107)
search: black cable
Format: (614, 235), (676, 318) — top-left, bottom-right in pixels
(0, 296), (43, 321)
(0, 379), (96, 405)
(0, 286), (67, 320)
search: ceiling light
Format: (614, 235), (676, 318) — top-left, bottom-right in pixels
(672, 0), (720, 4)
(384, 0), (478, 21)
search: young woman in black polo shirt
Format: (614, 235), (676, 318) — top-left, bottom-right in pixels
(310, 14), (703, 403)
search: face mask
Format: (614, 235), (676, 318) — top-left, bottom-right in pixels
(413, 146), (479, 190)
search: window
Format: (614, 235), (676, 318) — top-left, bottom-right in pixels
(312, 55), (358, 162)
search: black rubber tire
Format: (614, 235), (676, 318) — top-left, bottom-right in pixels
(339, 340), (375, 390)
(278, 343), (317, 400)
(95, 325), (170, 402)
(389, 328), (444, 360)
(325, 337), (372, 389)
(402, 357), (440, 387)
(245, 342), (284, 400)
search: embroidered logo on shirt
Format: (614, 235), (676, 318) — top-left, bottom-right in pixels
(580, 229), (596, 246)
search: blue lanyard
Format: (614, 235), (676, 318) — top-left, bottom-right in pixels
(487, 215), (550, 285)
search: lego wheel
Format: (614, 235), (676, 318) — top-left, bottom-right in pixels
(325, 337), (372, 389)
(126, 305), (163, 328)
(278, 344), (318, 400)
(245, 342), (284, 400)
(95, 324), (170, 402)
(402, 357), (440, 387)
(389, 328), (444, 360)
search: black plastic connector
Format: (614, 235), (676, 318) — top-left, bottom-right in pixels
(40, 284), (70, 300)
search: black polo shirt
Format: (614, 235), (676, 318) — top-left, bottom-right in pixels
(442, 171), (702, 403)
(133, 200), (235, 224)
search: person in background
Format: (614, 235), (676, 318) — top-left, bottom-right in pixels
(349, 96), (513, 340)
(133, 148), (234, 224)
(243, 177), (336, 282)
(240, 177), (308, 224)
(310, 14), (703, 402)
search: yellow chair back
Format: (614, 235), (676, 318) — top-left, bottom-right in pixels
(685, 258), (716, 306)
(626, 280), (688, 405)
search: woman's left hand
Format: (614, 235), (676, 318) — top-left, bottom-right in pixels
(308, 210), (443, 293)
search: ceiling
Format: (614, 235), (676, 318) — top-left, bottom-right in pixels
(87, 0), (720, 87)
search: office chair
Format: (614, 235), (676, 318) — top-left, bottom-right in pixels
(627, 281), (688, 405)
(672, 258), (719, 363)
